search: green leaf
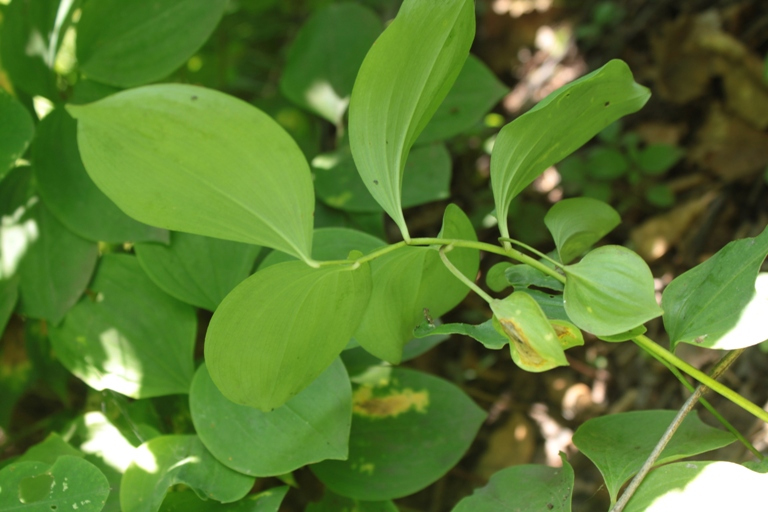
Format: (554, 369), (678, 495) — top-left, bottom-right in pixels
(645, 184), (674, 208)
(417, 54), (509, 144)
(624, 461), (768, 512)
(453, 454), (574, 511)
(32, 108), (168, 243)
(205, 260), (372, 411)
(76, 0), (228, 87)
(190, 360), (351, 476)
(136, 232), (261, 311)
(585, 146), (629, 180)
(597, 324), (647, 342)
(0, 456), (110, 511)
(662, 226), (768, 349)
(354, 204), (479, 363)
(311, 367), (485, 501)
(16, 201), (99, 325)
(280, 3), (382, 124)
(551, 319), (585, 350)
(314, 143), (452, 213)
(120, 435), (255, 512)
(160, 487), (289, 512)
(573, 410), (736, 504)
(491, 60), (650, 239)
(519, 289), (569, 320)
(349, 0), (475, 239)
(258, 227), (385, 269)
(486, 261), (513, 292)
(68, 84), (315, 264)
(414, 319), (509, 350)
(544, 197), (621, 263)
(17, 433), (83, 465)
(306, 490), (398, 512)
(490, 292), (568, 372)
(0, 276), (20, 338)
(50, 254), (196, 398)
(635, 144), (683, 175)
(0, 89), (34, 178)
(563, 245), (662, 336)
(504, 264), (564, 291)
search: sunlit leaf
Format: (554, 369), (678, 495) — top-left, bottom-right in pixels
(76, 0), (228, 87)
(205, 260), (372, 411)
(544, 197), (620, 264)
(491, 60), (649, 239)
(573, 410), (736, 504)
(663, 226), (768, 349)
(121, 435), (254, 512)
(0, 89), (34, 178)
(280, 3), (382, 124)
(312, 368), (485, 500)
(349, 0), (474, 239)
(258, 227), (385, 269)
(160, 487), (289, 512)
(550, 319), (584, 350)
(563, 246), (662, 336)
(68, 84), (315, 263)
(17, 433), (83, 465)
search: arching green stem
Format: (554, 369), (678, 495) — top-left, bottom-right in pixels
(438, 245), (494, 304)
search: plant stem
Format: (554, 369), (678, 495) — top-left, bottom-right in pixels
(611, 350), (744, 512)
(632, 335), (768, 424)
(438, 245), (494, 304)
(498, 237), (565, 269)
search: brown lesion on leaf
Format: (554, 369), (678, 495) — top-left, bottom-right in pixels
(352, 385), (429, 418)
(499, 317), (548, 368)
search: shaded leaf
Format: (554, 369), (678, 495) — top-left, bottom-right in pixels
(505, 263), (564, 291)
(160, 487), (288, 512)
(68, 84), (315, 263)
(585, 146), (629, 180)
(635, 144), (683, 175)
(0, 277), (19, 338)
(306, 490), (398, 512)
(414, 319), (508, 350)
(349, 0), (474, 239)
(0, 89), (34, 178)
(486, 261), (513, 292)
(544, 197), (620, 264)
(597, 325), (647, 342)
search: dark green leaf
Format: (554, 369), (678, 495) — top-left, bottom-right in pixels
(518, 289), (568, 321)
(563, 246), (662, 336)
(635, 144), (683, 175)
(0, 276), (19, 338)
(349, 0), (474, 239)
(597, 324), (646, 342)
(50, 254), (196, 398)
(306, 490), (398, 512)
(505, 264), (565, 291)
(160, 487), (289, 512)
(312, 368), (485, 500)
(585, 146), (629, 180)
(644, 183), (675, 208)
(120, 435), (254, 512)
(0, 89), (34, 178)
(76, 0), (228, 87)
(573, 410), (736, 503)
(544, 197), (620, 264)
(280, 3), (382, 124)
(662, 226), (768, 349)
(414, 318), (508, 349)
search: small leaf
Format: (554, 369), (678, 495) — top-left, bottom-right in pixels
(491, 60), (649, 239)
(550, 319), (584, 350)
(190, 360), (351, 476)
(205, 261), (372, 411)
(635, 144), (683, 175)
(563, 246), (662, 336)
(50, 254), (196, 398)
(280, 3), (382, 124)
(624, 461), (768, 512)
(453, 454), (574, 511)
(504, 264), (564, 291)
(136, 232), (261, 311)
(76, 0), (228, 87)
(585, 146), (629, 180)
(544, 197), (620, 264)
(573, 410), (736, 504)
(490, 292), (568, 372)
(413, 319), (509, 350)
(68, 84), (315, 263)
(0, 89), (34, 178)
(311, 368), (485, 500)
(486, 262), (513, 292)
(349, 0), (474, 239)
(120, 435), (254, 512)
(662, 226), (768, 349)
(0, 456), (110, 511)
(644, 184), (675, 208)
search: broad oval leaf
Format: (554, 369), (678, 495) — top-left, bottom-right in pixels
(349, 0), (475, 239)
(121, 435), (254, 512)
(662, 226), (768, 349)
(205, 260), (372, 411)
(0, 456), (110, 512)
(573, 410), (736, 504)
(311, 367), (485, 501)
(68, 84), (315, 263)
(624, 461), (768, 512)
(453, 454), (574, 512)
(490, 292), (568, 372)
(136, 232), (261, 311)
(191, 360), (351, 476)
(563, 246), (662, 336)
(76, 0), (228, 87)
(0, 89), (34, 178)
(159, 487), (289, 512)
(280, 3), (382, 124)
(544, 197), (620, 264)
(491, 60), (649, 239)
(33, 108), (168, 244)
(50, 254), (196, 398)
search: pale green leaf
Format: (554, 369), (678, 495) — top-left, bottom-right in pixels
(544, 197), (620, 263)
(17, 433), (83, 465)
(491, 60), (649, 239)
(349, 0), (475, 239)
(68, 84), (315, 263)
(205, 260), (372, 411)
